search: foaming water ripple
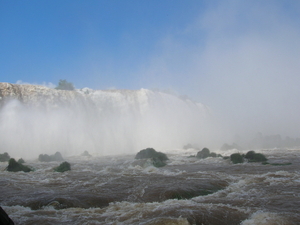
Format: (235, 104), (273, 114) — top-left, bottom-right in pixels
(1, 149), (300, 224)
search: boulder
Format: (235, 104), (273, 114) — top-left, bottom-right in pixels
(54, 161), (71, 172)
(0, 152), (10, 162)
(196, 148), (210, 159)
(230, 153), (244, 164)
(245, 151), (267, 162)
(0, 206), (14, 225)
(6, 158), (32, 172)
(135, 148), (168, 167)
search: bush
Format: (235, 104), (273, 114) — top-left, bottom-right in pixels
(55, 79), (75, 90)
(0, 152), (10, 162)
(54, 161), (71, 172)
(230, 153), (244, 164)
(6, 158), (32, 172)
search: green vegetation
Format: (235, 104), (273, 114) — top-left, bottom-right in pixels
(230, 153), (244, 164)
(55, 79), (75, 90)
(6, 158), (32, 172)
(0, 152), (10, 162)
(54, 161), (71, 172)
(135, 148), (168, 168)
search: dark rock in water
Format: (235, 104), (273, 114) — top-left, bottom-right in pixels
(196, 148), (210, 159)
(230, 153), (244, 164)
(39, 152), (64, 162)
(6, 158), (32, 172)
(53, 152), (64, 161)
(81, 151), (91, 157)
(0, 206), (14, 225)
(17, 158), (25, 164)
(221, 143), (243, 150)
(54, 161), (71, 172)
(135, 148), (168, 167)
(245, 151), (267, 162)
(0, 152), (10, 162)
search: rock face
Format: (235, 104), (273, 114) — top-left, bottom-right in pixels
(0, 207), (14, 225)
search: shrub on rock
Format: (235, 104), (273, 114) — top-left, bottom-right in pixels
(230, 153), (244, 164)
(6, 158), (32, 172)
(0, 152), (10, 162)
(245, 151), (267, 162)
(54, 161), (71, 172)
(135, 148), (168, 167)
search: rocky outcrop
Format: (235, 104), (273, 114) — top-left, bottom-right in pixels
(54, 161), (71, 172)
(135, 148), (168, 167)
(6, 158), (32, 172)
(39, 152), (64, 162)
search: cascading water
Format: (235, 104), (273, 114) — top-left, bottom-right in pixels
(0, 82), (212, 158)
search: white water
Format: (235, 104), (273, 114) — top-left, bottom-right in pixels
(0, 85), (214, 159)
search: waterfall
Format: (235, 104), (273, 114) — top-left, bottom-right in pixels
(0, 83), (213, 158)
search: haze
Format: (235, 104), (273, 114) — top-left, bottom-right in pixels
(1, 0), (300, 155)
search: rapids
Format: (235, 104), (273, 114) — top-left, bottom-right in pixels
(1, 148), (300, 224)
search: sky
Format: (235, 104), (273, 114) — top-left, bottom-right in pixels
(1, 0), (300, 139)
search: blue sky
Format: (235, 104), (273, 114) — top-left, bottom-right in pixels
(1, 0), (300, 137)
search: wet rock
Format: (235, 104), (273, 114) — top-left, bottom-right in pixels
(0, 206), (14, 225)
(196, 148), (220, 159)
(196, 148), (210, 159)
(54, 161), (71, 172)
(6, 158), (32, 172)
(230, 153), (244, 164)
(245, 150), (267, 162)
(39, 151), (64, 162)
(135, 148), (168, 167)
(0, 152), (10, 162)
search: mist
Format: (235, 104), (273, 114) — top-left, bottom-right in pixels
(0, 86), (217, 159)
(138, 0), (300, 142)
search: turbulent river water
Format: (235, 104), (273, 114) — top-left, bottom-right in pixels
(1, 148), (300, 225)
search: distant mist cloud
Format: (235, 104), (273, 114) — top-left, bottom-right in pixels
(138, 0), (300, 141)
